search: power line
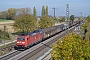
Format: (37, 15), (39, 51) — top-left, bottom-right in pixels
(52, 5), (67, 17)
(52, 4), (69, 19)
(57, 5), (66, 9)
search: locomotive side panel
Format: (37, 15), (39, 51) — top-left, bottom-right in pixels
(33, 30), (43, 41)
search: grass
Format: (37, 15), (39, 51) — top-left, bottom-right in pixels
(0, 42), (15, 49)
(0, 19), (13, 22)
(0, 42), (15, 56)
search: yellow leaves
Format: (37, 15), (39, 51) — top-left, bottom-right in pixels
(86, 16), (90, 22)
(39, 16), (54, 29)
(81, 16), (90, 40)
(13, 14), (37, 33)
(6, 8), (16, 20)
(80, 58), (84, 60)
(51, 33), (90, 60)
(81, 24), (88, 30)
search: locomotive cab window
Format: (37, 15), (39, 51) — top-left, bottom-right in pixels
(17, 38), (25, 40)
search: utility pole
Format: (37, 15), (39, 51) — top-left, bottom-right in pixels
(66, 4), (69, 33)
(80, 12), (82, 20)
(52, 7), (57, 26)
(84, 14), (86, 22)
(66, 4), (69, 22)
(52, 8), (56, 19)
(85, 14), (86, 19)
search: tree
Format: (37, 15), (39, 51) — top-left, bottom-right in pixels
(81, 15), (90, 40)
(70, 15), (74, 23)
(39, 16), (54, 29)
(33, 6), (38, 29)
(16, 7), (31, 16)
(33, 6), (37, 17)
(0, 25), (10, 40)
(51, 33), (90, 60)
(60, 17), (65, 22)
(6, 8), (16, 20)
(13, 14), (37, 33)
(54, 17), (59, 23)
(3, 25), (10, 39)
(41, 5), (45, 16)
(46, 6), (48, 16)
(0, 11), (7, 19)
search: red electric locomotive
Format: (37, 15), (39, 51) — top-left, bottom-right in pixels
(14, 30), (44, 50)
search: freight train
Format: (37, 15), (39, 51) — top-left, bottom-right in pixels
(14, 21), (81, 50)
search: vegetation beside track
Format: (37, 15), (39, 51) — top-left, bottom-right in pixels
(0, 42), (15, 56)
(51, 32), (90, 60)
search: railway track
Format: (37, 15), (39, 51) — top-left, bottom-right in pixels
(0, 50), (22, 60)
(38, 49), (52, 60)
(0, 42), (16, 57)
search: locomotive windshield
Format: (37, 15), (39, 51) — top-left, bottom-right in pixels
(17, 38), (25, 40)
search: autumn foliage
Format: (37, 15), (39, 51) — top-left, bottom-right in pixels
(51, 33), (90, 60)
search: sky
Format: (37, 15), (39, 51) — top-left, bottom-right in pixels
(0, 0), (90, 17)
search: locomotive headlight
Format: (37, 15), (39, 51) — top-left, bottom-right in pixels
(22, 42), (25, 44)
(17, 42), (20, 43)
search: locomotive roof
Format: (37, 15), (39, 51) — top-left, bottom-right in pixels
(33, 29), (42, 33)
(28, 30), (43, 36)
(30, 33), (37, 36)
(18, 30), (43, 36)
(19, 33), (28, 36)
